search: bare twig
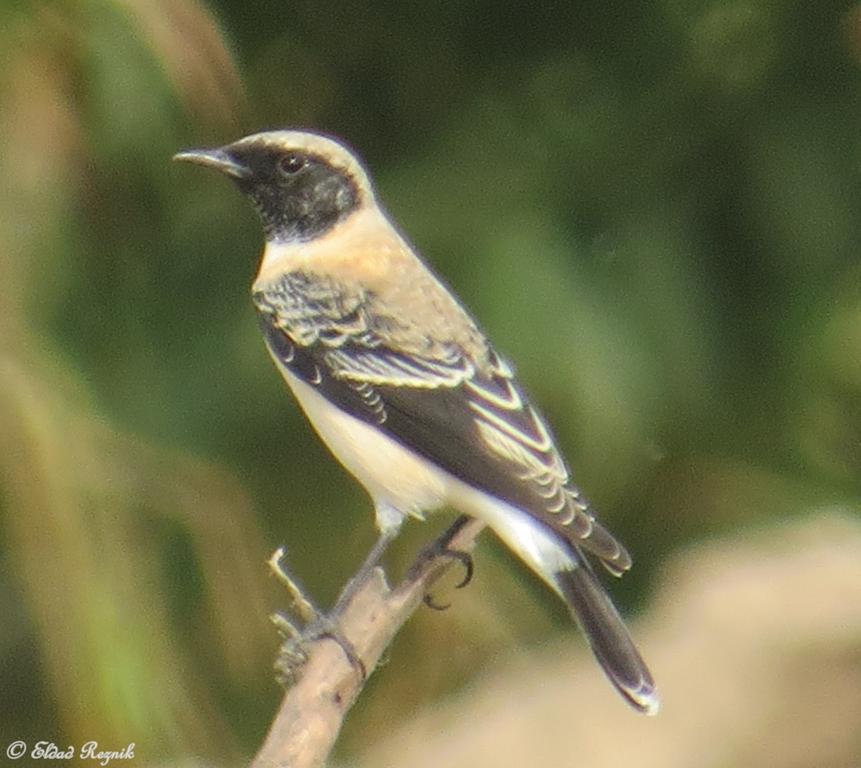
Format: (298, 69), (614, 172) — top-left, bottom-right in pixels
(249, 516), (486, 768)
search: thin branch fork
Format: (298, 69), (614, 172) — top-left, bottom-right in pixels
(250, 516), (486, 768)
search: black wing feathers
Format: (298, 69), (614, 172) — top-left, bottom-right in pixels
(254, 272), (630, 574)
(257, 310), (542, 512)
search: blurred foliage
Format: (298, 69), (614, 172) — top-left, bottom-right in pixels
(353, 513), (861, 768)
(0, 0), (859, 765)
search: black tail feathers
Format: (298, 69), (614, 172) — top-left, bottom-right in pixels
(555, 560), (659, 715)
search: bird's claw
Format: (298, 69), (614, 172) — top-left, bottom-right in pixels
(423, 547), (475, 611)
(269, 546), (366, 685)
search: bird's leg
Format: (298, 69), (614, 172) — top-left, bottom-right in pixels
(332, 525), (399, 615)
(328, 503), (404, 614)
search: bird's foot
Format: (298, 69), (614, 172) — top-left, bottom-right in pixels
(423, 548), (474, 610)
(268, 546), (366, 686)
(412, 516), (476, 611)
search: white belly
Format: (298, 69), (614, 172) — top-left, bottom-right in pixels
(280, 367), (447, 522)
(277, 364), (574, 587)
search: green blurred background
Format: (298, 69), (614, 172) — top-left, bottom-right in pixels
(1, 0), (859, 765)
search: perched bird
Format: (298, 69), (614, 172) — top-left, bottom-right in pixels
(175, 130), (658, 714)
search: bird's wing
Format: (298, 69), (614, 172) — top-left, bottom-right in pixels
(253, 270), (630, 574)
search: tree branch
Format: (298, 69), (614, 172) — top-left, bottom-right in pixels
(249, 516), (486, 768)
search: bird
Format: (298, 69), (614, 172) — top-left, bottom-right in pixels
(174, 130), (659, 715)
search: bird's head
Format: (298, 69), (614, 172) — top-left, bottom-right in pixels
(174, 130), (372, 243)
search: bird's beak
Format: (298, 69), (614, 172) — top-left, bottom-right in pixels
(173, 147), (251, 179)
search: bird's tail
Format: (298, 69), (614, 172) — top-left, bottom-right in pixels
(554, 557), (659, 715)
(458, 488), (658, 713)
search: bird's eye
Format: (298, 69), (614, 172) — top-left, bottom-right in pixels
(278, 152), (306, 175)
